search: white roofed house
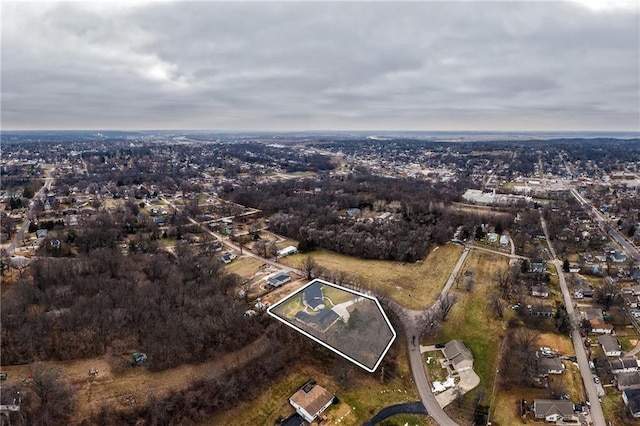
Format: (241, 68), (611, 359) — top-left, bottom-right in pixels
(277, 245), (298, 258)
(531, 285), (550, 298)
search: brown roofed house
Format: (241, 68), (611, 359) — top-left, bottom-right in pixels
(289, 381), (335, 423)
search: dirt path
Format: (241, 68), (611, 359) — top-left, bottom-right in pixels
(1, 335), (270, 422)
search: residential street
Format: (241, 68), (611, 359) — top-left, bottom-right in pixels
(541, 213), (604, 425)
(6, 167), (55, 256)
(160, 196), (304, 276)
(570, 187), (640, 262)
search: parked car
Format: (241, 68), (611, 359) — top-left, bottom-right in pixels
(435, 342), (446, 349)
(593, 376), (600, 384)
(131, 352), (147, 366)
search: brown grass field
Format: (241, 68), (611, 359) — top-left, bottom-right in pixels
(537, 332), (574, 356)
(224, 255), (265, 279)
(280, 243), (465, 309)
(0, 336), (271, 423)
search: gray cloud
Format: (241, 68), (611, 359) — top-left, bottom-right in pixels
(2, 1), (639, 131)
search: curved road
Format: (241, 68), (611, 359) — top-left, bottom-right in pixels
(397, 247), (470, 426)
(162, 195), (475, 425)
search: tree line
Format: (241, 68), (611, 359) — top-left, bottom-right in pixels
(224, 173), (509, 262)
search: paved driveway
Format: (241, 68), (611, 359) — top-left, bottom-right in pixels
(435, 368), (481, 407)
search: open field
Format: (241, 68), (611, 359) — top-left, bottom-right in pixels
(224, 255), (264, 279)
(435, 250), (508, 423)
(205, 336), (425, 426)
(437, 251), (508, 385)
(280, 243), (465, 309)
(538, 332), (575, 356)
(450, 203), (514, 218)
(0, 336), (271, 423)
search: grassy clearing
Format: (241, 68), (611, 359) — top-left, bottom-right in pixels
(225, 256), (265, 279)
(600, 388), (637, 425)
(436, 251), (509, 424)
(538, 332), (574, 356)
(280, 244), (464, 309)
(492, 385), (547, 425)
(437, 251), (508, 386)
(424, 352), (449, 382)
(563, 362), (586, 402)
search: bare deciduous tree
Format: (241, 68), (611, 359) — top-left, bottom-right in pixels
(438, 293), (459, 321)
(29, 363), (77, 426)
(253, 239), (267, 257)
(302, 256), (318, 280)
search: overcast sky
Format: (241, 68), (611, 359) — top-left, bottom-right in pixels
(2, 1), (639, 131)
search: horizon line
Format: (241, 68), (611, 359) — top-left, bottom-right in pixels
(3, 129), (639, 134)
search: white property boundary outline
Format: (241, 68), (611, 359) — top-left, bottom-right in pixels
(267, 278), (397, 373)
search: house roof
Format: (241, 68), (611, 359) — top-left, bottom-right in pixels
(623, 388), (640, 413)
(290, 383), (334, 419)
(295, 310), (340, 333)
(537, 356), (564, 374)
(532, 285), (550, 295)
(303, 282), (325, 310)
(590, 318), (613, 331)
(268, 272), (291, 286)
(598, 335), (621, 353)
(533, 399), (575, 418)
(616, 371), (640, 388)
(443, 340), (473, 368)
(608, 357), (639, 371)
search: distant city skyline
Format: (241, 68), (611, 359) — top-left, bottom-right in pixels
(2, 1), (639, 131)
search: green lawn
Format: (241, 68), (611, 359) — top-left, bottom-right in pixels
(436, 251), (508, 424)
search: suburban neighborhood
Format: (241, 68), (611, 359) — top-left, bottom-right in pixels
(1, 132), (640, 426)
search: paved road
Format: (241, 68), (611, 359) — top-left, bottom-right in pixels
(463, 242), (528, 260)
(7, 167), (55, 256)
(404, 311), (459, 426)
(399, 248), (471, 426)
(570, 187), (640, 262)
(540, 213), (605, 425)
(160, 196), (304, 276)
